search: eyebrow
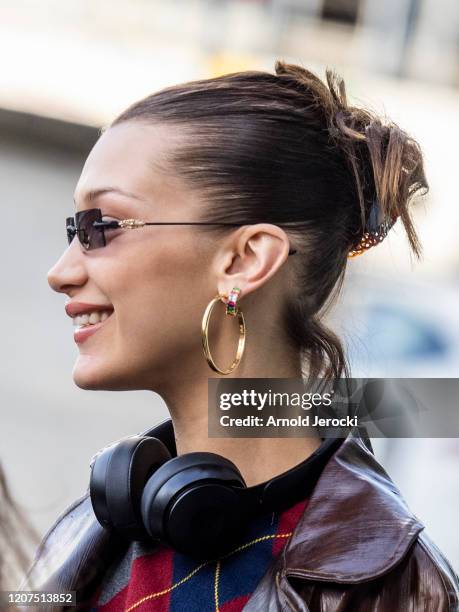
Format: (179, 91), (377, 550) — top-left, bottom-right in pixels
(73, 187), (146, 206)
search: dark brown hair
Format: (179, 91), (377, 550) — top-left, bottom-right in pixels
(0, 463), (39, 591)
(111, 60), (428, 382)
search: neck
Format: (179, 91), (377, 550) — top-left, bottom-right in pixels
(159, 340), (322, 488)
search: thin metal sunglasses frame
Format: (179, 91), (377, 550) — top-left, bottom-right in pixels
(66, 207), (297, 255)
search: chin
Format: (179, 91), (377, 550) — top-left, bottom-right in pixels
(72, 355), (131, 391)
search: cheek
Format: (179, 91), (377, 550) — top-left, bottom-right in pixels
(109, 237), (212, 355)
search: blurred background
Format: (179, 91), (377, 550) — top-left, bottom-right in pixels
(0, 0), (458, 581)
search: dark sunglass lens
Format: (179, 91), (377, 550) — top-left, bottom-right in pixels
(66, 217), (76, 245)
(75, 208), (106, 250)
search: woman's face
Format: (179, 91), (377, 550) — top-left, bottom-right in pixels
(47, 121), (219, 392)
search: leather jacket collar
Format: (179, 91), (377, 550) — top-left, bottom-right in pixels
(23, 418), (425, 609)
(283, 432), (423, 583)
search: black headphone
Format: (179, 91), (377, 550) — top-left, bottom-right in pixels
(89, 418), (342, 560)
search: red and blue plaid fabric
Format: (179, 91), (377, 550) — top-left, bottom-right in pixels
(89, 496), (309, 611)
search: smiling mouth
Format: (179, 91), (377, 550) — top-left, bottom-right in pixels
(72, 309), (114, 328)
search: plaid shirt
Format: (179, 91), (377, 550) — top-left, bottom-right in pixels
(89, 497), (309, 611)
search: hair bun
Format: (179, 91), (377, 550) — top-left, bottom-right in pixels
(275, 60), (429, 258)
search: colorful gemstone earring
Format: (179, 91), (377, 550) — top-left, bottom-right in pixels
(226, 287), (241, 316)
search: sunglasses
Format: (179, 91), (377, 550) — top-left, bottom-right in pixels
(66, 207), (298, 255)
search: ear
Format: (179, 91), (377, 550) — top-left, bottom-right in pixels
(215, 224), (293, 298)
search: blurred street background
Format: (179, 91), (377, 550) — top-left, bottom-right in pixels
(1, 0), (458, 577)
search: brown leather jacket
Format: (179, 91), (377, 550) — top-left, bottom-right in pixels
(22, 419), (459, 611)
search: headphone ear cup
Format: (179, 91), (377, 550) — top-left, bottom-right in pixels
(90, 436), (171, 540)
(140, 452), (246, 559)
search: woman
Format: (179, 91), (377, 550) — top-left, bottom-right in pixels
(24, 61), (458, 610)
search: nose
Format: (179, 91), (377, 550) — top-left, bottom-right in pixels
(47, 241), (88, 295)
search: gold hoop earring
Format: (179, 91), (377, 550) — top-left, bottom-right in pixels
(201, 294), (246, 375)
